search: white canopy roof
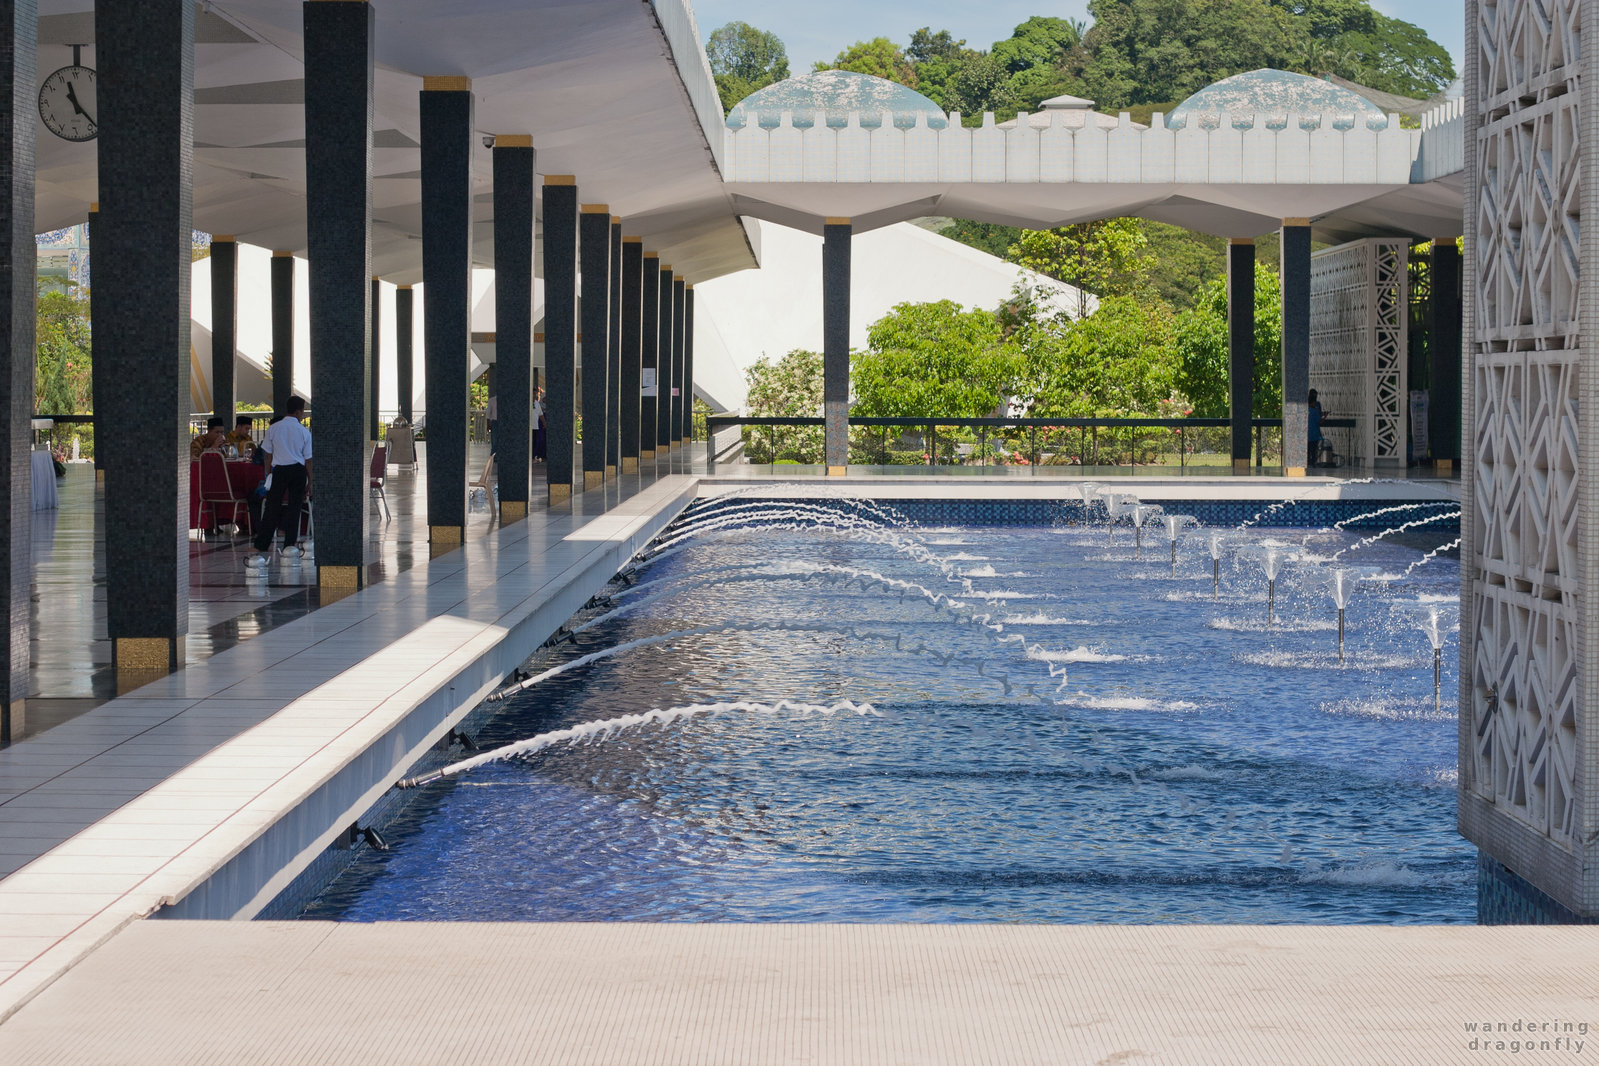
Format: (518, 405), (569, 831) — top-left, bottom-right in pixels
(34, 0), (757, 285)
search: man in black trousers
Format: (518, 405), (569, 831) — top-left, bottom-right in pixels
(245, 396), (313, 569)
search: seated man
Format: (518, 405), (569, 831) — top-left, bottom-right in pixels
(190, 417), (227, 458)
(226, 415), (255, 451)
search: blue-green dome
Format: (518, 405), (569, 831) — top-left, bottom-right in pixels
(1166, 69), (1388, 130)
(727, 70), (949, 130)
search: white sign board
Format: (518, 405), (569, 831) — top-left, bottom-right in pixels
(641, 368), (657, 397)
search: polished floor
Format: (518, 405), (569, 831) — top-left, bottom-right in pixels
(21, 444), (523, 742)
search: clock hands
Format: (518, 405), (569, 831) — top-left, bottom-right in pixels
(64, 81), (95, 129)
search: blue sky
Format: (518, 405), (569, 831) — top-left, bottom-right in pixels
(692, 1), (1465, 83)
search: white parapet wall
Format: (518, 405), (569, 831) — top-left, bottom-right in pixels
(724, 109), (1420, 187)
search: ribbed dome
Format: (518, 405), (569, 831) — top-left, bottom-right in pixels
(1167, 69), (1388, 130)
(727, 70), (949, 130)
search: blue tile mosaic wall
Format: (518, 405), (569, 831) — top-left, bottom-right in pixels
(1477, 852), (1599, 925)
(692, 498), (1460, 533)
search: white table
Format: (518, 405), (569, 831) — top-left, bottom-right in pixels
(30, 449), (57, 510)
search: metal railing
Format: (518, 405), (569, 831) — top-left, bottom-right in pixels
(706, 414), (1356, 472)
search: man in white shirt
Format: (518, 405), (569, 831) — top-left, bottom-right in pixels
(245, 396), (313, 568)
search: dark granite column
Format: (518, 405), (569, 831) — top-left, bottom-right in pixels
(270, 251), (295, 413)
(1279, 221), (1311, 476)
(419, 77), (473, 548)
(671, 276), (686, 456)
(493, 137), (534, 519)
(640, 253), (660, 467)
(684, 285), (696, 447)
(303, 0), (374, 593)
(1227, 238), (1255, 472)
(396, 285), (413, 422)
(607, 219), (622, 479)
(210, 237), (237, 428)
(97, 0), (192, 676)
(620, 239), (643, 472)
(823, 219), (851, 473)
(543, 178), (578, 503)
(657, 263), (674, 458)
(579, 206), (611, 490)
(1429, 239), (1462, 475)
(368, 276), (381, 441)
(0, 0), (34, 741)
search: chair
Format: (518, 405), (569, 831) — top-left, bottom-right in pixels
(197, 451), (248, 533)
(369, 443), (390, 519)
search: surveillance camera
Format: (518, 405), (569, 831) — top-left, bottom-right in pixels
(482, 135), (495, 149)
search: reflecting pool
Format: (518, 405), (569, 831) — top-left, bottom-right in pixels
(301, 498), (1469, 923)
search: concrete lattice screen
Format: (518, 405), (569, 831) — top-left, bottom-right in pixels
(1462, 0), (1589, 915)
(1309, 239), (1410, 469)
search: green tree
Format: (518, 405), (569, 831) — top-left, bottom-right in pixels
(1269, 0), (1455, 98)
(851, 301), (1019, 418)
(1068, 0), (1452, 111)
(907, 27), (963, 65)
(990, 16), (1083, 74)
(706, 21), (789, 114)
(744, 348), (824, 463)
(1171, 261), (1282, 418)
(937, 219), (1021, 259)
(36, 282), (92, 416)
(1009, 218), (1153, 317)
(816, 38), (918, 88)
(1019, 294), (1179, 417)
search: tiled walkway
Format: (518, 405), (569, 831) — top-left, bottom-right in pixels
(0, 453), (698, 1022)
(20, 446), (507, 739)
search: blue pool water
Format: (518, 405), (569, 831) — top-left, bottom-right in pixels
(300, 499), (1471, 924)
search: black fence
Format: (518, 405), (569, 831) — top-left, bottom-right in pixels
(707, 414), (1356, 472)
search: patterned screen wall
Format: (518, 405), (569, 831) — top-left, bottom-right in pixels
(1464, 0), (1588, 909)
(1308, 239), (1410, 466)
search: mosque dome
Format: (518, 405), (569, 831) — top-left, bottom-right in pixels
(1166, 68), (1389, 130)
(727, 70), (949, 130)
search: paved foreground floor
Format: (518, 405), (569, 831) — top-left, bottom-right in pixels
(0, 922), (1593, 1064)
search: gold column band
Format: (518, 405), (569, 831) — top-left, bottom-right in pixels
(429, 525), (463, 544)
(318, 565), (361, 588)
(544, 175), (576, 186)
(622, 457), (638, 473)
(581, 204), (610, 214)
(1233, 458), (1252, 473)
(1284, 467), (1307, 478)
(115, 637), (183, 670)
(422, 76), (471, 92)
(495, 134), (533, 148)
(824, 217), (851, 225)
(548, 483), (572, 504)
(584, 470), (604, 490)
(500, 500), (528, 521)
(827, 465), (847, 477)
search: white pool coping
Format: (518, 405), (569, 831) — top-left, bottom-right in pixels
(2, 922), (1592, 1064)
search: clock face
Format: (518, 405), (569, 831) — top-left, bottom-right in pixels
(38, 65), (97, 143)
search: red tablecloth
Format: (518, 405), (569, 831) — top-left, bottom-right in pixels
(189, 458), (264, 531)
